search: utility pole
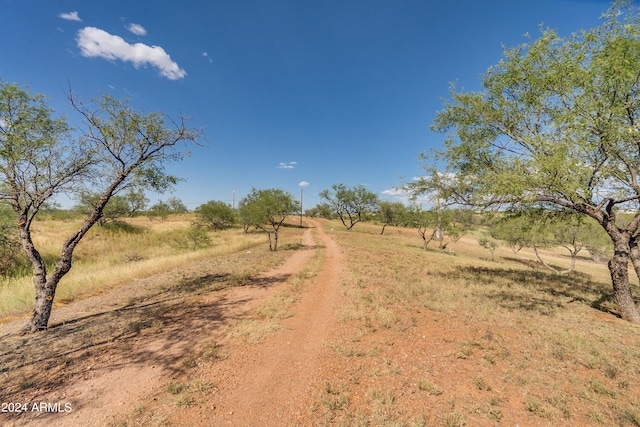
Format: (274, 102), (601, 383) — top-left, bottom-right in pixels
(232, 188), (236, 209)
(436, 185), (443, 249)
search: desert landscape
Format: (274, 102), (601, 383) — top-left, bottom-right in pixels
(1, 215), (638, 426)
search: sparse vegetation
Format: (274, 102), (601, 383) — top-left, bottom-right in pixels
(419, 1), (640, 323)
(478, 237), (498, 261)
(317, 219), (640, 426)
(417, 379), (444, 395)
(1, 217), (640, 427)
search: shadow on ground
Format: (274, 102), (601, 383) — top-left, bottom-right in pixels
(449, 265), (622, 318)
(0, 267), (293, 409)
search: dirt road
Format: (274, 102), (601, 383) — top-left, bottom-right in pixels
(194, 219), (344, 426)
(1, 219), (345, 427)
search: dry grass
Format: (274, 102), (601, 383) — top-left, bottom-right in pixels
(316, 220), (640, 426)
(0, 215), (270, 318)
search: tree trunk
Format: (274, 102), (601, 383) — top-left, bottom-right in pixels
(21, 179), (123, 333)
(21, 230), (79, 333)
(418, 227), (436, 250)
(608, 244), (640, 323)
(564, 251), (577, 275)
(628, 235), (640, 282)
(25, 277), (58, 332)
(18, 222), (53, 332)
(266, 231), (274, 251)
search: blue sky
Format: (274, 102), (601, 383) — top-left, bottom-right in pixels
(0, 0), (616, 210)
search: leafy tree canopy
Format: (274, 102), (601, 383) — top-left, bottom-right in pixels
(0, 82), (202, 332)
(194, 200), (236, 230)
(415, 1), (640, 322)
(238, 188), (298, 251)
(319, 183), (379, 231)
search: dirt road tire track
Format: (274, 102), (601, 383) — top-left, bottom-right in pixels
(194, 219), (344, 426)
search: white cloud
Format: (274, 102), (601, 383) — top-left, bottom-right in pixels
(277, 161), (296, 169)
(299, 181), (309, 187)
(381, 186), (432, 206)
(381, 188), (407, 197)
(59, 11), (82, 22)
(202, 52), (213, 63)
(76, 27), (186, 80)
(126, 23), (147, 36)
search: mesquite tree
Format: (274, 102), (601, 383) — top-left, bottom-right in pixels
(377, 201), (406, 235)
(420, 1), (640, 322)
(194, 200), (236, 230)
(238, 188), (298, 251)
(0, 83), (201, 332)
(319, 183), (379, 231)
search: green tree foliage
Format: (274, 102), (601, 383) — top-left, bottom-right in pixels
(319, 184), (379, 231)
(194, 200), (236, 230)
(238, 188), (298, 251)
(148, 200), (171, 221)
(405, 169), (477, 247)
(539, 217), (589, 274)
(416, 212), (438, 250)
(584, 224), (614, 263)
(147, 197), (187, 221)
(401, 203), (474, 250)
(377, 201), (407, 235)
(418, 2), (640, 322)
(478, 237), (498, 261)
(490, 215), (531, 254)
(184, 226), (212, 250)
(0, 203), (22, 276)
(0, 82), (201, 332)
(305, 203), (333, 219)
(403, 204), (439, 250)
(122, 189), (149, 217)
(443, 209), (475, 243)
(75, 190), (130, 225)
(167, 197), (188, 214)
(172, 224), (212, 250)
(491, 212), (611, 273)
